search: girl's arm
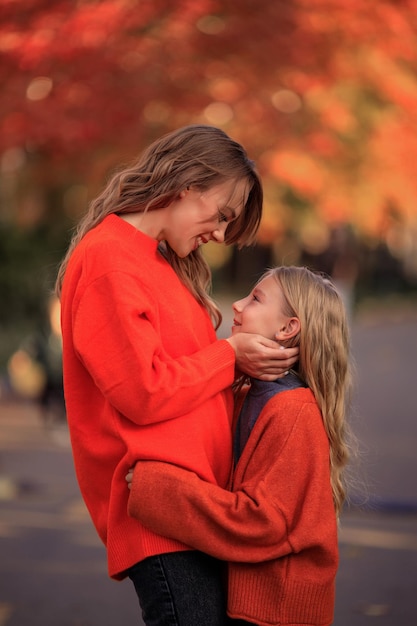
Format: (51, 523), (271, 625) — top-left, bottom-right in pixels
(128, 460), (290, 562)
(127, 395), (335, 561)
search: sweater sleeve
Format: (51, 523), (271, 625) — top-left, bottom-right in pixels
(127, 394), (335, 562)
(72, 270), (236, 425)
(128, 461), (290, 562)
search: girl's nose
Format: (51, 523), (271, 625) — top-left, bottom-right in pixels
(232, 297), (244, 313)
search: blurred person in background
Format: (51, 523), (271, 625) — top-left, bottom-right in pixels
(6, 295), (65, 426)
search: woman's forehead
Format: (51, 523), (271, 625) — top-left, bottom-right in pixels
(225, 177), (251, 208)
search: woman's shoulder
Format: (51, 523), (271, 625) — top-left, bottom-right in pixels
(68, 216), (165, 279)
(82, 215), (158, 255)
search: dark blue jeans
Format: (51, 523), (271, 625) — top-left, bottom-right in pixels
(128, 551), (236, 626)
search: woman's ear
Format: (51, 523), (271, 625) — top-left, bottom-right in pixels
(179, 186), (191, 198)
(275, 317), (300, 342)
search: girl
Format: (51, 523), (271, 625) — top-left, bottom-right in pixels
(126, 265), (353, 626)
(56, 125), (297, 626)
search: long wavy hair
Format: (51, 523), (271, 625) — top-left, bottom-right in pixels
(266, 266), (353, 516)
(55, 125), (263, 328)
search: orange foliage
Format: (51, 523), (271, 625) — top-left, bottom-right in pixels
(0, 0), (417, 246)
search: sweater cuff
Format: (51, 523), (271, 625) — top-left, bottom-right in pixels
(203, 339), (236, 380)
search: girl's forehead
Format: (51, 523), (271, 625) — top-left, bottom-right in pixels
(254, 275), (284, 302)
(256, 275), (275, 290)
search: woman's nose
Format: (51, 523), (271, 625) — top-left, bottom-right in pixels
(211, 223), (227, 243)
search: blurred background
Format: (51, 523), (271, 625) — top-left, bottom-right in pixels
(0, 1), (416, 625)
(1, 0), (417, 369)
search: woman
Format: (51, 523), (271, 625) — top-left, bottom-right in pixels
(56, 125), (297, 626)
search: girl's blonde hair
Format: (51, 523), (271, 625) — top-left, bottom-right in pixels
(266, 266), (353, 516)
(55, 125), (263, 328)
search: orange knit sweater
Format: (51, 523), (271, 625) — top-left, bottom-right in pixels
(128, 387), (338, 625)
(60, 214), (236, 579)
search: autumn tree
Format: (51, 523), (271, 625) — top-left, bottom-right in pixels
(1, 0), (417, 359)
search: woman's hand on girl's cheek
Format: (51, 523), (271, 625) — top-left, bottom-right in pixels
(226, 333), (299, 380)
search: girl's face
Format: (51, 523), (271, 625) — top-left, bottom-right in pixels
(162, 179), (248, 258)
(232, 275), (292, 341)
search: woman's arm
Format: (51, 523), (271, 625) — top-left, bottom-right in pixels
(72, 272), (297, 425)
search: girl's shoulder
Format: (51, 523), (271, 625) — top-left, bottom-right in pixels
(261, 386), (321, 433)
(266, 386), (317, 413)
(243, 386), (325, 465)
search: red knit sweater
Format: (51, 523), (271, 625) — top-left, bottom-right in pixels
(60, 214), (236, 579)
(128, 387), (338, 625)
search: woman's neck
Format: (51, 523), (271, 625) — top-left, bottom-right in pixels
(119, 210), (165, 240)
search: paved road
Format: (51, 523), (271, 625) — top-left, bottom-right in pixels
(0, 307), (416, 625)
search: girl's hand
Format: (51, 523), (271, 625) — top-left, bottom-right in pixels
(226, 333), (298, 380)
(125, 468), (134, 490)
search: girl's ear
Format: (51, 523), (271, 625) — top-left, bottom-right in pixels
(275, 317), (300, 342)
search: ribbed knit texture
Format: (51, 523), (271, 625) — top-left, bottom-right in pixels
(61, 214), (236, 579)
(228, 567), (335, 625)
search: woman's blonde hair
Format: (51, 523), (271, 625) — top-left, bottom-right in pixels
(55, 125), (263, 328)
(266, 266), (353, 516)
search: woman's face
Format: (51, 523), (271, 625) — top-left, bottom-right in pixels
(231, 275), (291, 341)
(162, 179), (248, 258)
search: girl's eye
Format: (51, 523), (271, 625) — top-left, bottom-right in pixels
(218, 211), (228, 223)
(252, 294), (259, 302)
